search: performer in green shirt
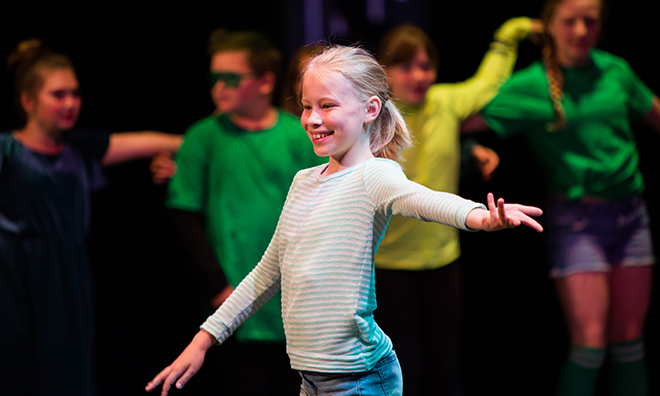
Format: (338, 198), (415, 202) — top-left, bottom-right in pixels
(165, 29), (324, 395)
(467, 0), (660, 394)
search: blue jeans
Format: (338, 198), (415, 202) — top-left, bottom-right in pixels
(299, 351), (403, 396)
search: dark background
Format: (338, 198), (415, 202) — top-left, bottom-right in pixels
(1, 0), (659, 395)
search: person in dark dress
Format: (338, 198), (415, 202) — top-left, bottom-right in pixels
(0, 39), (182, 396)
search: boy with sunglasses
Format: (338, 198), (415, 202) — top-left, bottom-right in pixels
(164, 29), (324, 394)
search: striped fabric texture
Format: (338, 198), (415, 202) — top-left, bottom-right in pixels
(202, 158), (484, 372)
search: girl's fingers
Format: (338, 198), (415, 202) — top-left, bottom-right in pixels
(485, 194), (544, 232)
(146, 367), (171, 392)
(497, 197), (507, 225)
(174, 367), (197, 390)
(487, 193), (496, 215)
(161, 371), (183, 396)
(507, 204), (543, 217)
(519, 215), (544, 233)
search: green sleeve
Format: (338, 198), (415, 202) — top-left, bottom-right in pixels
(619, 58), (655, 120)
(446, 17), (533, 120)
(166, 123), (210, 213)
(480, 63), (553, 138)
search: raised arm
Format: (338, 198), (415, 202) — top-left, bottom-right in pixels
(101, 132), (182, 166)
(449, 17), (540, 119)
(472, 17), (538, 85)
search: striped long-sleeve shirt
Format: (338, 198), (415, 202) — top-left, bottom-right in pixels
(201, 158), (485, 372)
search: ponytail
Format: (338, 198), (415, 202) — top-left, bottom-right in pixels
(370, 99), (412, 161)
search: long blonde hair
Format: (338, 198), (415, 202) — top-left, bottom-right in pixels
(301, 45), (412, 161)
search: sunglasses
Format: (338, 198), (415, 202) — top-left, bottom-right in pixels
(209, 72), (255, 88)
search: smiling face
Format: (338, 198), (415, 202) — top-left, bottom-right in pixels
(546, 0), (602, 67)
(386, 48), (437, 106)
(22, 67), (81, 133)
(300, 70), (379, 172)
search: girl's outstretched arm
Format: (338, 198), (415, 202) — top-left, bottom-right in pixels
(102, 132), (183, 166)
(145, 330), (215, 396)
(466, 193), (543, 232)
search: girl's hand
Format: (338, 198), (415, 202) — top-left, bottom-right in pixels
(467, 193), (543, 232)
(145, 331), (214, 396)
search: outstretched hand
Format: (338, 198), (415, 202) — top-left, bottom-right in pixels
(466, 193), (543, 232)
(145, 331), (214, 396)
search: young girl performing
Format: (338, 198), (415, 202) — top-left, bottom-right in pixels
(464, 0), (660, 394)
(146, 44), (543, 396)
(0, 40), (182, 396)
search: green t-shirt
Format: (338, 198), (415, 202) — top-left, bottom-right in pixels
(481, 49), (654, 200)
(167, 110), (325, 342)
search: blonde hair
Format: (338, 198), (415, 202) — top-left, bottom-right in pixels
(301, 45), (412, 161)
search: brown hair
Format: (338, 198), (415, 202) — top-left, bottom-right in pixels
(376, 23), (439, 71)
(302, 45), (412, 161)
(7, 39), (75, 123)
(207, 28), (283, 83)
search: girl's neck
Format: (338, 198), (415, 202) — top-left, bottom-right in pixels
(14, 122), (65, 154)
(324, 151), (375, 176)
(557, 52), (593, 69)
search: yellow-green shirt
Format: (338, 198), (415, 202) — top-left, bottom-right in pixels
(376, 17), (532, 270)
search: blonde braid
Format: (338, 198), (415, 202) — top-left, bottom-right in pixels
(542, 39), (567, 132)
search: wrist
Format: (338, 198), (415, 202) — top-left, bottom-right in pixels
(196, 329), (218, 348)
(465, 208), (487, 231)
(493, 17), (532, 46)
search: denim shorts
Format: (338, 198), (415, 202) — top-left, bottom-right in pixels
(299, 351), (403, 396)
(545, 195), (655, 278)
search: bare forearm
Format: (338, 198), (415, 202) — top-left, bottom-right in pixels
(102, 132), (183, 166)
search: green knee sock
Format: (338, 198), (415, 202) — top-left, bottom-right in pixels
(610, 340), (647, 396)
(557, 345), (605, 396)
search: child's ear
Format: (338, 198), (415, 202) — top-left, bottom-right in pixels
(20, 92), (34, 115)
(258, 71), (277, 95)
(365, 96), (382, 123)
